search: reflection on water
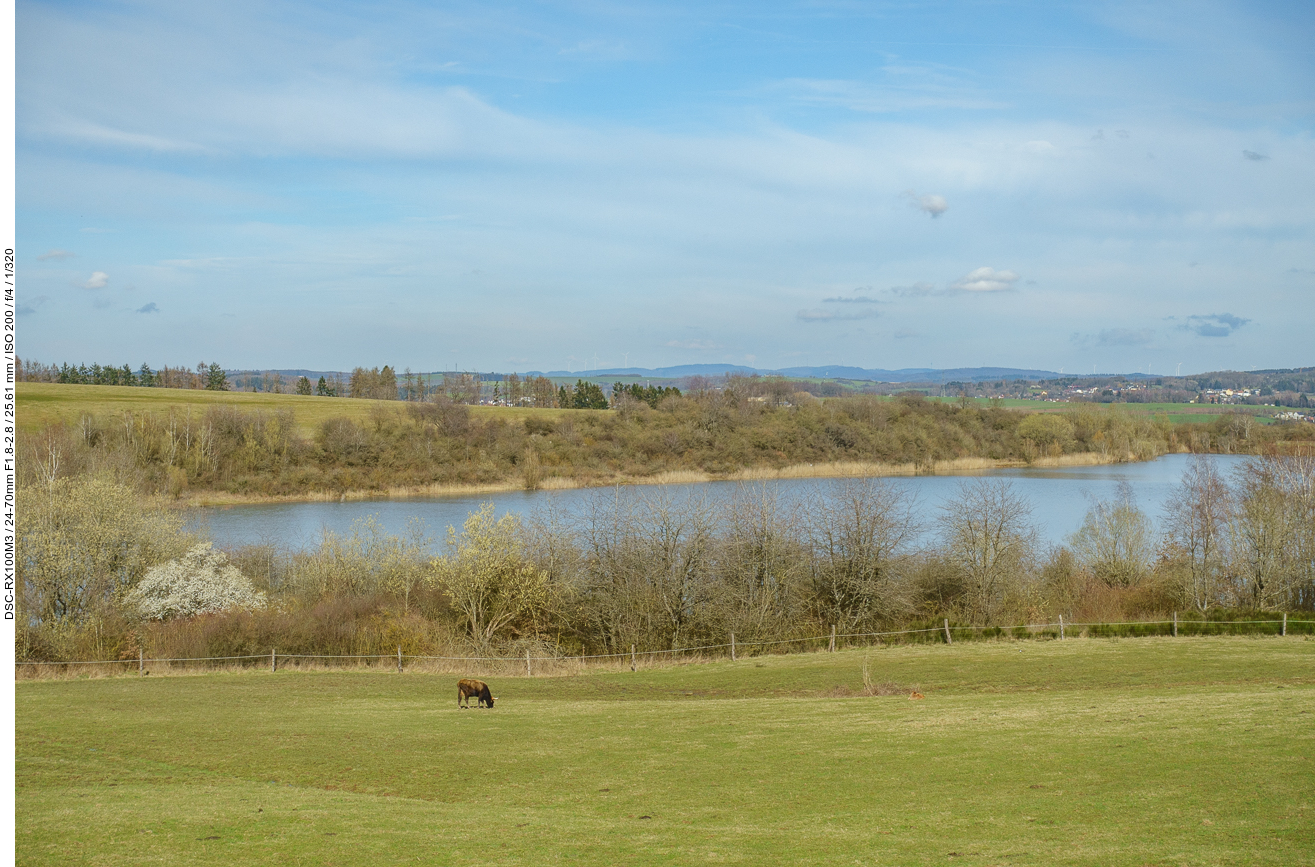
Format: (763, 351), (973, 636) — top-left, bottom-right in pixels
(191, 454), (1250, 552)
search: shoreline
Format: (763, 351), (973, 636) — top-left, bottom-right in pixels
(177, 451), (1139, 507)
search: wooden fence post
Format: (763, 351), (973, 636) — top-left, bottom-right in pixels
(271, 648), (277, 672)
(1172, 612), (1177, 637)
(1282, 613), (1287, 637)
(630, 644), (636, 672)
(829, 625), (836, 653)
(943, 619), (952, 645)
(139, 648), (143, 675)
(1059, 614), (1065, 641)
(731, 632), (736, 661)
(526, 649), (532, 677)
(397, 646), (403, 673)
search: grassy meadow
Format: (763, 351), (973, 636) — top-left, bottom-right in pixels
(19, 382), (1276, 438)
(17, 637), (1314, 865)
(15, 383), (579, 438)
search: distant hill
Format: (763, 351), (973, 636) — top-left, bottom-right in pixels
(533, 365), (1067, 383)
(531, 364), (761, 379)
(234, 365), (1306, 388)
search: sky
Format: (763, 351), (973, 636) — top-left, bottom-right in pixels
(15, 0), (1315, 376)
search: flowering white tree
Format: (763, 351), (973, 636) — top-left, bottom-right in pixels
(126, 544), (266, 620)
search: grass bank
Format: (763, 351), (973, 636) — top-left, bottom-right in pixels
(17, 637), (1314, 865)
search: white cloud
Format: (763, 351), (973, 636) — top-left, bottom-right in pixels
(949, 267), (1019, 293)
(82, 271), (109, 289)
(36, 249), (75, 261)
(904, 190), (948, 218)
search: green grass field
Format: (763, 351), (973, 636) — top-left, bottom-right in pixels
(16, 383), (579, 437)
(17, 637), (1314, 865)
(931, 397), (1280, 422)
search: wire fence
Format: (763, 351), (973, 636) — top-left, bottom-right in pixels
(14, 613), (1313, 679)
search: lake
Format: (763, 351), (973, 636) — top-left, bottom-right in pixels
(191, 454), (1250, 552)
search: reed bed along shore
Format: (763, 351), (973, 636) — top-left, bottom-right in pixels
(180, 451), (1132, 507)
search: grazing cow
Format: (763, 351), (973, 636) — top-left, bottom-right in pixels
(458, 678), (495, 709)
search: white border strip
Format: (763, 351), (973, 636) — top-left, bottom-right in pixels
(2, 0), (17, 862)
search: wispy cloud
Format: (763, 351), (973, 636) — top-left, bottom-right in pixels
(797, 308), (881, 322)
(822, 293), (881, 304)
(887, 282), (936, 298)
(769, 76), (1007, 114)
(558, 39), (631, 60)
(1242, 150), (1269, 161)
(665, 338), (720, 350)
(47, 117), (208, 154)
(16, 295), (49, 316)
(948, 267), (1019, 293)
(1072, 328), (1155, 347)
(136, 302), (160, 314)
(82, 271), (109, 289)
(889, 268), (1019, 298)
(36, 249), (75, 261)
(1176, 313), (1250, 338)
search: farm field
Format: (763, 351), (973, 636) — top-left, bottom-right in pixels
(17, 637), (1314, 866)
(923, 395), (1283, 421)
(19, 382), (1281, 438)
(15, 382), (578, 437)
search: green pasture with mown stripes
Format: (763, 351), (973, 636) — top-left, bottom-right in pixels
(17, 636), (1314, 865)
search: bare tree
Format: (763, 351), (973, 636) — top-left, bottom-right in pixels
(711, 484), (807, 640)
(938, 478), (1036, 624)
(572, 488), (715, 651)
(1161, 456), (1232, 612)
(1228, 454), (1314, 610)
(804, 479), (922, 632)
(633, 490), (715, 649)
(1069, 481), (1154, 587)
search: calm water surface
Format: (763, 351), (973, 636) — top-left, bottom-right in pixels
(192, 454), (1248, 551)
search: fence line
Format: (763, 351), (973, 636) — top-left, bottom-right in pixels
(15, 616), (1313, 671)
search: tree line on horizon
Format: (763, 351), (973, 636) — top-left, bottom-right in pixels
(19, 355), (1315, 410)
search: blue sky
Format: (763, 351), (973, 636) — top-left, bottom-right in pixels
(16, 0), (1315, 375)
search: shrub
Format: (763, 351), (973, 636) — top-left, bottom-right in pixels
(125, 544), (267, 620)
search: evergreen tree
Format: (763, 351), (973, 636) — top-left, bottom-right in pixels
(572, 379), (608, 409)
(378, 365), (398, 400)
(296, 376), (313, 395)
(205, 362), (230, 391)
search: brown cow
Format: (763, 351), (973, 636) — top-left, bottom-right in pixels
(457, 678), (495, 709)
